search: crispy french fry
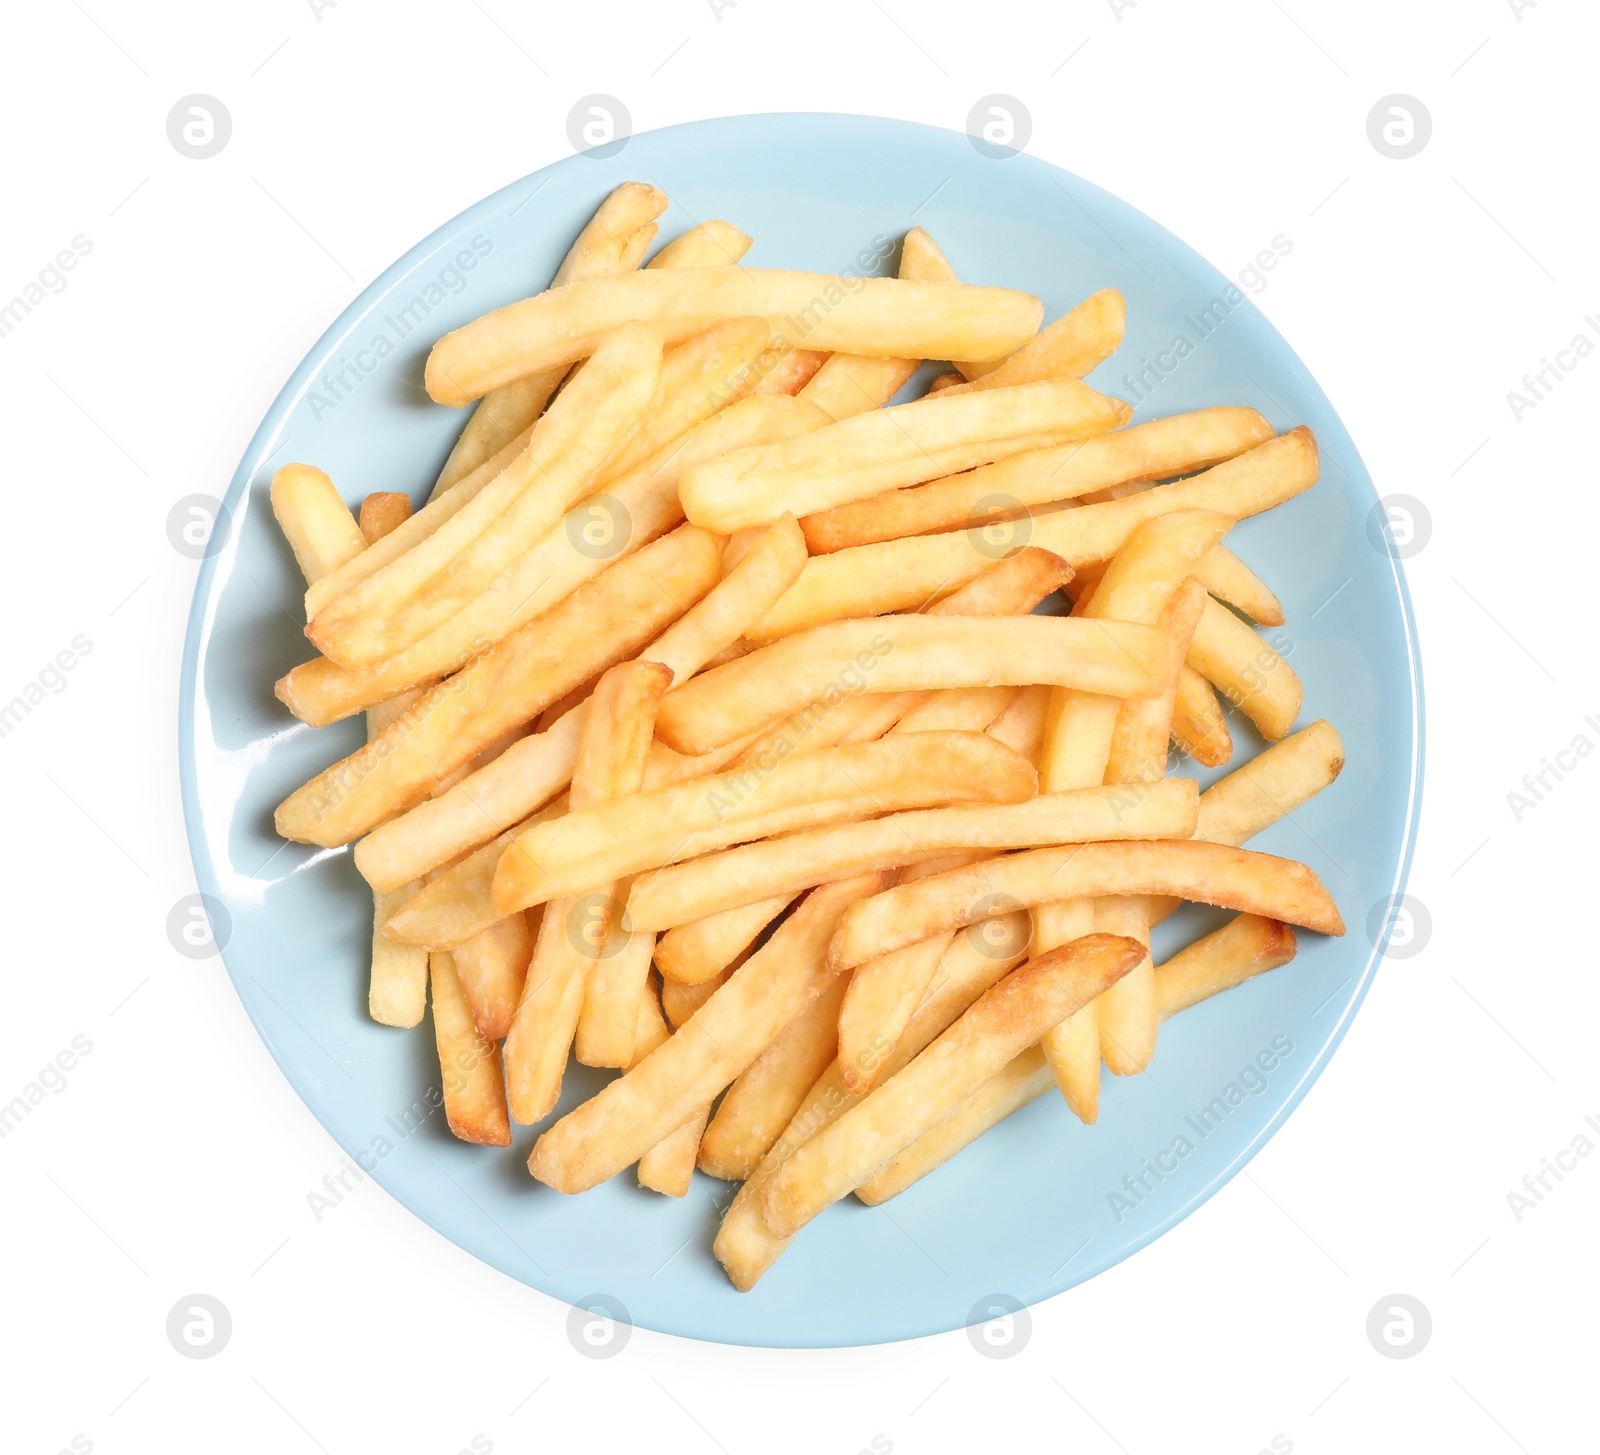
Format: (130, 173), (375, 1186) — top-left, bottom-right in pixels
(625, 779), (1198, 932)
(358, 492), (413, 545)
(1171, 665), (1233, 767)
(449, 910), (533, 1041)
(831, 839), (1344, 970)
(681, 378), (1130, 533)
(655, 894), (792, 985)
(836, 932), (953, 1093)
(529, 874), (889, 1193)
(698, 971), (852, 1181)
(430, 952), (510, 1146)
(753, 428), (1316, 638)
(759, 934), (1144, 1237)
(637, 1107), (709, 1196)
(492, 730), (1036, 914)
(271, 465), (367, 583)
(1188, 598), (1302, 741)
(276, 526), (721, 847)
(799, 406), (1273, 554)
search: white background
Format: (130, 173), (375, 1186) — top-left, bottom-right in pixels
(2, 1), (1595, 1452)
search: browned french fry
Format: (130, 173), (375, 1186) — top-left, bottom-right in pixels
(1171, 665), (1233, 767)
(271, 465), (367, 583)
(449, 911), (533, 1041)
(358, 492), (413, 546)
(759, 934), (1144, 1238)
(1188, 598), (1302, 741)
(836, 933), (953, 1093)
(430, 952), (510, 1146)
(275, 526), (721, 847)
(655, 895), (793, 985)
(529, 873), (889, 1193)
(799, 406), (1274, 554)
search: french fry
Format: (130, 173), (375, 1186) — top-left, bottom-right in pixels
(836, 932), (953, 1093)
(655, 895), (792, 985)
(656, 615), (1170, 757)
(713, 913), (1028, 1288)
(1106, 578), (1209, 785)
(942, 289), (1126, 394)
(276, 526), (721, 847)
(637, 1108), (709, 1196)
(892, 685), (1016, 734)
(1182, 718), (1344, 855)
(857, 915), (1299, 1204)
(1171, 665), (1233, 767)
(625, 779), (1199, 932)
(984, 682), (1050, 763)
(432, 182), (669, 496)
(492, 730), (1037, 913)
(752, 428), (1316, 638)
(680, 378), (1130, 533)
(799, 406), (1273, 554)
(647, 219), (753, 269)
(358, 492), (413, 545)
(270, 465), (367, 583)
(753, 348), (829, 396)
(529, 873), (889, 1193)
(369, 883), (430, 1027)
(1196, 546), (1283, 627)
(449, 910), (533, 1041)
(698, 971), (853, 1181)
(661, 966), (731, 1029)
(430, 952), (511, 1146)
(759, 934), (1144, 1237)
(1188, 597), (1303, 741)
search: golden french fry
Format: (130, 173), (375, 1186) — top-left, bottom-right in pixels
(799, 406), (1273, 554)
(449, 910), (533, 1041)
(830, 839), (1345, 971)
(759, 934), (1144, 1238)
(369, 882), (429, 1027)
(1196, 546), (1283, 626)
(655, 894), (793, 985)
(492, 730), (1036, 914)
(1106, 577), (1210, 785)
(430, 952), (510, 1146)
(271, 465), (367, 583)
(625, 779), (1198, 932)
(1191, 718), (1344, 848)
(681, 378), (1130, 533)
(529, 873), (889, 1193)
(656, 615), (1170, 757)
(698, 971), (852, 1181)
(836, 932), (953, 1093)
(661, 966), (731, 1029)
(426, 269), (1043, 405)
(1188, 598), (1302, 741)
(984, 683), (1050, 763)
(358, 492), (413, 546)
(276, 526), (720, 847)
(754, 427), (1316, 638)
(1171, 665), (1233, 767)
(753, 348), (829, 396)
(637, 1106), (709, 1196)
(1156, 913), (1298, 1021)
(943, 289), (1126, 394)
(647, 219), (753, 269)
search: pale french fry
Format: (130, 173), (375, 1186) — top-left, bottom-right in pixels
(799, 406), (1273, 554)
(655, 615), (1170, 756)
(698, 971), (852, 1181)
(1189, 719), (1345, 850)
(655, 895), (792, 985)
(1087, 896), (1154, 1076)
(681, 378), (1130, 533)
(276, 526), (721, 847)
(983, 682), (1050, 763)
(358, 492), (413, 545)
(830, 839), (1345, 970)
(492, 730), (1036, 914)
(858, 915), (1299, 1204)
(432, 182), (669, 496)
(637, 1107), (709, 1196)
(1188, 598), (1302, 741)
(449, 910), (533, 1041)
(270, 465), (367, 583)
(282, 393), (826, 729)
(836, 932), (953, 1093)
(529, 874), (889, 1193)
(577, 916), (657, 1070)
(430, 952), (510, 1146)
(1106, 577), (1210, 785)
(759, 934), (1144, 1237)
(944, 289), (1125, 397)
(713, 913), (1028, 1289)
(753, 428), (1316, 638)
(1196, 546), (1283, 627)
(310, 323), (669, 668)
(369, 882), (429, 1027)
(632, 980), (673, 1062)
(647, 219), (753, 269)
(890, 685), (1016, 734)
(625, 779), (1199, 932)
(1171, 665), (1233, 767)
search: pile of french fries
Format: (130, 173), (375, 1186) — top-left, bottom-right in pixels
(267, 182), (1348, 1291)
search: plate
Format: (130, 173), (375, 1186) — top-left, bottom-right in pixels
(179, 113), (1422, 1347)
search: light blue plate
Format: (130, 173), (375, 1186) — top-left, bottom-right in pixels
(179, 114), (1422, 1347)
